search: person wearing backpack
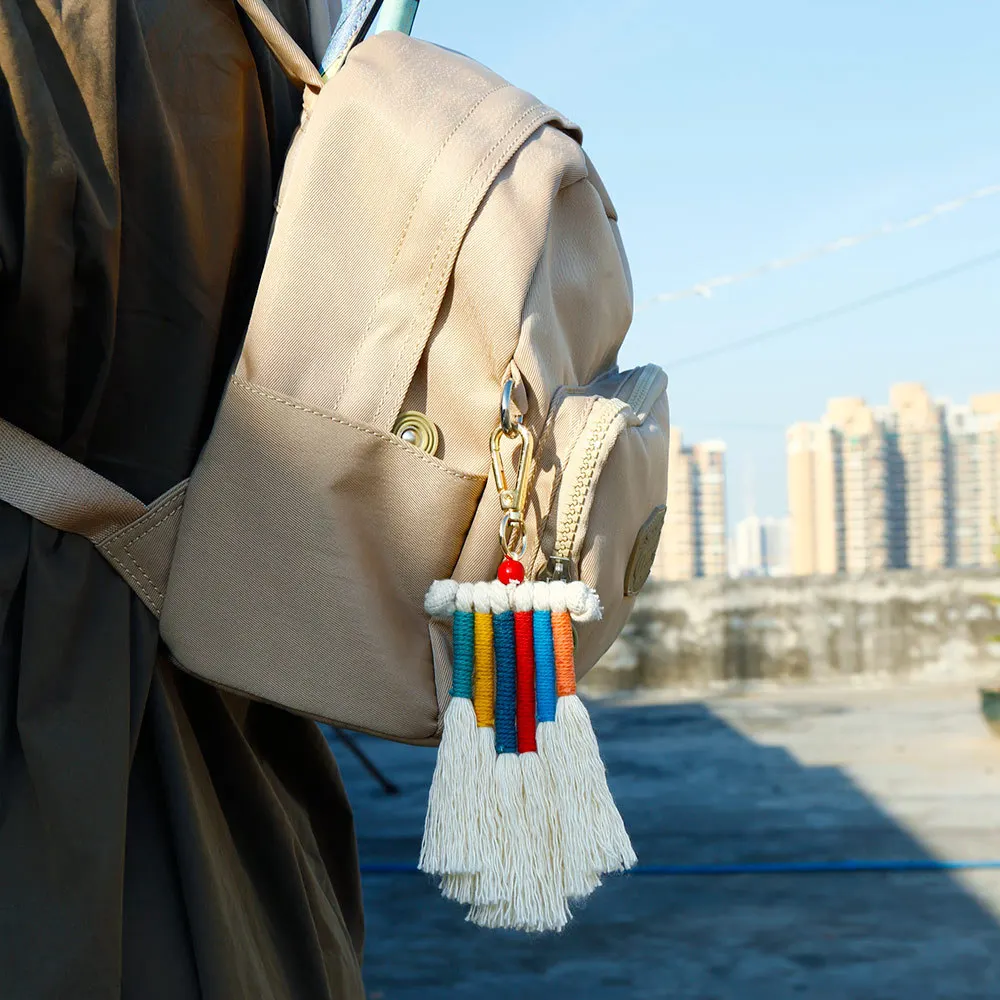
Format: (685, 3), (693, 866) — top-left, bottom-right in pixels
(0, 2), (366, 997)
(1, 0), (670, 992)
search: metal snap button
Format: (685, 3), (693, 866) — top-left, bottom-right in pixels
(393, 411), (440, 457)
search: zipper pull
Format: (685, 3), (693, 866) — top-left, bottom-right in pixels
(538, 555), (575, 583)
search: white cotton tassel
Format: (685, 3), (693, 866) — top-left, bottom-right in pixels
(467, 751), (540, 929)
(518, 750), (571, 931)
(439, 718), (506, 906)
(439, 582), (507, 906)
(468, 754), (570, 932)
(554, 696), (636, 874)
(419, 584), (483, 878)
(536, 718), (602, 901)
(549, 581), (636, 877)
(533, 582), (602, 902)
(419, 697), (481, 874)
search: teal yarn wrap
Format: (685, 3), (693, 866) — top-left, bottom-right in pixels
(450, 610), (474, 700)
(533, 609), (557, 724)
(493, 610), (517, 753)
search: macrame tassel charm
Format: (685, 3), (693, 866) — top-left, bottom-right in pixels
(425, 574), (613, 932)
(420, 385), (633, 931)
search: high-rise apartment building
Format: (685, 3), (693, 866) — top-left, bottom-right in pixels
(787, 422), (825, 575)
(885, 383), (949, 570)
(828, 397), (896, 574)
(762, 518), (792, 576)
(694, 440), (728, 578)
(972, 394), (1000, 565)
(654, 430), (696, 581)
(948, 404), (981, 568)
(651, 430), (727, 581)
(787, 397), (896, 576)
(949, 393), (1000, 567)
(788, 383), (1000, 575)
(730, 514), (791, 577)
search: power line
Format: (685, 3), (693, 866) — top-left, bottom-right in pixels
(666, 248), (1000, 369)
(696, 423), (788, 433)
(641, 183), (1000, 308)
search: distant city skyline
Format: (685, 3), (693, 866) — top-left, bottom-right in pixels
(787, 383), (1000, 575)
(652, 382), (999, 582)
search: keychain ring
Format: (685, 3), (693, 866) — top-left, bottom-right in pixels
(499, 511), (527, 560)
(500, 379), (520, 437)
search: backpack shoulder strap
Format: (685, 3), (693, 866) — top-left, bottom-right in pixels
(0, 417), (183, 616)
(235, 0), (324, 92)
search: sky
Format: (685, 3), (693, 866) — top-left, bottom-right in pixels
(407, 0), (1000, 525)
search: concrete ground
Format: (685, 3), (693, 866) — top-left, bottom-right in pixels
(328, 678), (1000, 999)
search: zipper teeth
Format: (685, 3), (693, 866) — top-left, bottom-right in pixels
(553, 407), (618, 559)
(549, 365), (666, 563)
(628, 365), (658, 411)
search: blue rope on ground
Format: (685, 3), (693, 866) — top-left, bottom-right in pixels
(359, 859), (1000, 876)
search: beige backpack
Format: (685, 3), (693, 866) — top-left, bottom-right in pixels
(0, 3), (668, 930)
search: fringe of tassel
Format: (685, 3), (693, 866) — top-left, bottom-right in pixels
(421, 578), (635, 932)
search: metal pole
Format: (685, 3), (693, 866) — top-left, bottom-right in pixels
(375, 0), (420, 35)
(332, 728), (400, 796)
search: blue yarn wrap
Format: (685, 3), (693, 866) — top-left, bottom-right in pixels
(492, 610), (517, 753)
(450, 611), (474, 700)
(534, 609), (557, 724)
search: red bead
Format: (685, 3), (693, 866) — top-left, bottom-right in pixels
(497, 557), (525, 584)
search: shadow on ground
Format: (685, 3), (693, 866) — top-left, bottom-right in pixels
(323, 691), (1000, 999)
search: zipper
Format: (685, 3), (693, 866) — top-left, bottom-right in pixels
(538, 364), (667, 580)
(550, 404), (619, 564)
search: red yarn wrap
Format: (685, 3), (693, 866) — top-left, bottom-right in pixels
(514, 611), (537, 753)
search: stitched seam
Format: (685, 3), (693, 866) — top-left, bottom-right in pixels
(105, 552), (159, 609)
(124, 502), (182, 549)
(121, 551), (164, 602)
(97, 483), (185, 547)
(373, 102), (554, 425)
(235, 379), (484, 483)
(333, 83), (511, 410)
(118, 505), (184, 603)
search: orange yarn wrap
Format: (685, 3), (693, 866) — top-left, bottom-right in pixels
(551, 610), (577, 698)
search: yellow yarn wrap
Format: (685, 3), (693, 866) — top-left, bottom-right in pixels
(473, 611), (495, 728)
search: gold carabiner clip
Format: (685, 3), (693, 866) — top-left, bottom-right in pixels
(490, 422), (533, 514)
(490, 421), (534, 559)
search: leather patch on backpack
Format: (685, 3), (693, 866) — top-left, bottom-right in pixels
(624, 504), (666, 596)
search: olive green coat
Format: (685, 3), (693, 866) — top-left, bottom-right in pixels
(0, 2), (364, 996)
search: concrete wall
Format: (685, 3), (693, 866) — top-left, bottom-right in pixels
(584, 569), (1000, 693)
